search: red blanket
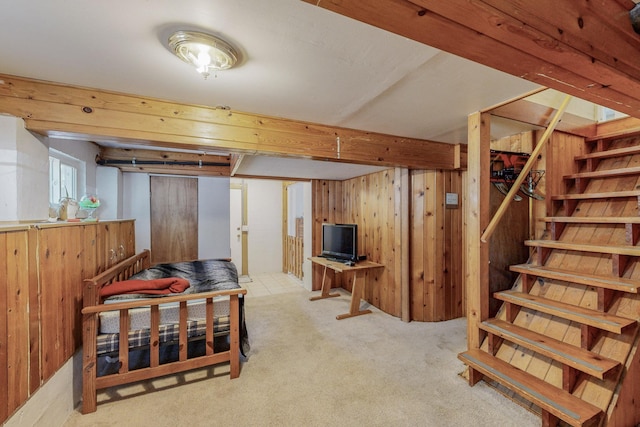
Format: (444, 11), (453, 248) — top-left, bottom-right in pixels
(100, 277), (190, 297)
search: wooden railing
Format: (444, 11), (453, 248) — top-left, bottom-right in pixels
(285, 235), (304, 279)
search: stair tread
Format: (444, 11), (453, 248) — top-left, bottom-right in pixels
(542, 216), (640, 224)
(564, 165), (640, 180)
(525, 239), (640, 256)
(494, 291), (635, 333)
(510, 264), (640, 293)
(575, 145), (640, 161)
(552, 190), (640, 200)
(480, 319), (619, 379)
(458, 349), (602, 427)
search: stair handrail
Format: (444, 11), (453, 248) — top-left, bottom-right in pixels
(481, 94), (572, 243)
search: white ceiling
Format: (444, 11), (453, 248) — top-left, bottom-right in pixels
(0, 0), (543, 179)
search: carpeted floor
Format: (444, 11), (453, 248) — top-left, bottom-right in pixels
(64, 286), (538, 427)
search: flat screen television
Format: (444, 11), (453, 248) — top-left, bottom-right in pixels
(321, 223), (357, 262)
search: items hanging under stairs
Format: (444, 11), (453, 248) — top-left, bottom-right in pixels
(491, 150), (545, 201)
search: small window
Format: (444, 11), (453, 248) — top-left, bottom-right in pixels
(49, 149), (81, 205)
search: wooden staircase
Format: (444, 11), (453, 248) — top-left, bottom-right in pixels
(459, 135), (640, 427)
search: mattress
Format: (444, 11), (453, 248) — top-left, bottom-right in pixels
(96, 316), (231, 356)
(99, 296), (230, 334)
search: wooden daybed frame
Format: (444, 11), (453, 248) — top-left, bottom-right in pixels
(81, 249), (246, 413)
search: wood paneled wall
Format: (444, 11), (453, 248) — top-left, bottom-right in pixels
(311, 180), (345, 292)
(0, 227), (32, 421)
(0, 220), (134, 423)
(311, 169), (464, 321)
(541, 131), (586, 223)
(410, 170), (465, 321)
(312, 171), (404, 317)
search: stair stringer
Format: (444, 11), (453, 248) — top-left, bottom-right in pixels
(604, 324), (640, 427)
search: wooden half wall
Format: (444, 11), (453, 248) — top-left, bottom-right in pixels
(0, 221), (135, 424)
(311, 168), (465, 322)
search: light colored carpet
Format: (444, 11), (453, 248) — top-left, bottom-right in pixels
(64, 288), (538, 427)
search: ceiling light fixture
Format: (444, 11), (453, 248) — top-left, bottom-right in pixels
(168, 30), (238, 79)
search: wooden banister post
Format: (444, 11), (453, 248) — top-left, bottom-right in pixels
(466, 111), (491, 350)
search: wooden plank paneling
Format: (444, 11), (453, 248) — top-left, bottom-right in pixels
(410, 171), (426, 320)
(38, 227), (63, 380)
(0, 232), (8, 421)
(27, 228), (40, 394)
(449, 171), (464, 318)
(0, 221), (133, 424)
(396, 168), (410, 322)
(424, 171), (438, 321)
(409, 170), (465, 322)
(1, 230), (29, 416)
(546, 132), (587, 215)
(312, 168), (465, 321)
(488, 184), (529, 317)
(37, 225), (86, 380)
(312, 170), (404, 317)
(311, 180), (343, 291)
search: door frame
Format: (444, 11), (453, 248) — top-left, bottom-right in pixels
(230, 182), (248, 276)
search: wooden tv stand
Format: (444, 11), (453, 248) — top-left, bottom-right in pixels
(309, 256), (384, 320)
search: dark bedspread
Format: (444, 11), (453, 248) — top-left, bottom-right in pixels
(101, 259), (249, 365)
(106, 259), (240, 300)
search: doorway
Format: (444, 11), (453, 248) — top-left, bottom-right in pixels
(230, 182), (248, 277)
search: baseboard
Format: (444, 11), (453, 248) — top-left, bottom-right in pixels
(5, 350), (82, 427)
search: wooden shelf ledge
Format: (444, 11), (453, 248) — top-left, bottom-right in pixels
(551, 190), (640, 201)
(541, 216), (640, 225)
(458, 349), (602, 427)
(524, 240), (640, 257)
(480, 319), (619, 380)
(510, 264), (640, 294)
(494, 291), (636, 334)
(564, 166), (640, 180)
(574, 145), (640, 161)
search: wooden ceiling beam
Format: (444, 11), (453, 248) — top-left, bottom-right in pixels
(303, 0), (640, 119)
(489, 99), (597, 137)
(230, 154), (244, 176)
(0, 74), (464, 170)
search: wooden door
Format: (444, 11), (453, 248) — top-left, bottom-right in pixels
(150, 176), (198, 264)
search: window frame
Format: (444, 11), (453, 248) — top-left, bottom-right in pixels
(49, 148), (85, 205)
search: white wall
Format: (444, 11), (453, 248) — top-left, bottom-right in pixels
(0, 116), (49, 221)
(122, 172), (151, 253)
(286, 181), (312, 289)
(198, 176), (231, 258)
(96, 166), (123, 220)
(246, 179), (283, 274)
(287, 182), (304, 236)
(0, 116), (20, 221)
